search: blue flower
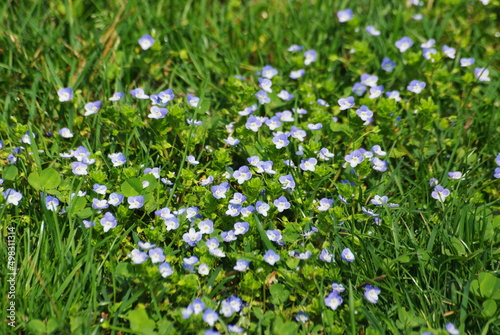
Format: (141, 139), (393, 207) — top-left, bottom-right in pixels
(221, 230), (237, 242)
(345, 150), (364, 167)
(263, 250), (280, 265)
(324, 292), (343, 310)
(274, 196), (291, 212)
(352, 83), (367, 96)
(255, 90), (271, 104)
(234, 259), (250, 272)
(187, 94), (200, 107)
(234, 221), (249, 235)
(158, 262), (173, 277)
(57, 87), (73, 102)
(261, 65), (278, 79)
(71, 162), (88, 175)
(494, 168), (500, 179)
(108, 152), (127, 167)
(337, 9), (353, 22)
(371, 157), (388, 172)
(183, 228), (202, 246)
(128, 249), (148, 264)
(138, 241), (156, 249)
(319, 249), (333, 262)
(211, 182), (230, 199)
(148, 247), (165, 263)
(187, 155), (199, 165)
(130, 88), (149, 99)
(442, 45), (456, 59)
(288, 44), (303, 52)
(92, 198), (108, 210)
(421, 39), (435, 48)
(381, 57), (396, 72)
(202, 309), (219, 327)
(100, 212), (117, 232)
(109, 92), (124, 101)
(338, 96), (355, 110)
(444, 323), (459, 335)
(258, 77), (273, 93)
(290, 69), (305, 79)
(138, 34), (155, 50)
(300, 158), (317, 171)
(272, 133), (290, 149)
(448, 171), (463, 180)
(317, 198), (333, 211)
(59, 128), (73, 138)
(277, 90), (294, 101)
(331, 283), (346, 293)
(303, 49), (317, 65)
(341, 248), (355, 262)
(369, 85), (384, 99)
(45, 195), (60, 211)
(198, 219), (214, 234)
(395, 36), (413, 53)
(431, 185), (450, 202)
(295, 311), (309, 323)
(407, 80), (426, 94)
(148, 106), (168, 119)
(84, 101), (102, 116)
(356, 105), (373, 122)
(128, 195), (144, 209)
(364, 285), (381, 303)
(361, 73), (378, 87)
(256, 201), (270, 216)
(279, 174), (296, 190)
(366, 25), (381, 36)
(474, 68), (490, 82)
(460, 58), (475, 67)
(233, 166), (252, 184)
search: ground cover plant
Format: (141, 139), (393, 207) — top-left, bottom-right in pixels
(1, 0), (499, 334)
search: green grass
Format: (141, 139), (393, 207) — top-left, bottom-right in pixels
(0, 0), (499, 334)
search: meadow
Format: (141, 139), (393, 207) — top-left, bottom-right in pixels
(0, 0), (499, 334)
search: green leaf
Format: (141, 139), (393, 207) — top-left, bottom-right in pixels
(46, 318), (59, 333)
(70, 197), (87, 215)
(121, 178), (143, 197)
(28, 172), (42, 191)
(482, 299), (497, 318)
(479, 272), (499, 298)
(270, 284), (290, 305)
(40, 167), (61, 190)
(76, 208), (93, 219)
(127, 306), (156, 335)
(2, 165), (18, 181)
(27, 319), (46, 333)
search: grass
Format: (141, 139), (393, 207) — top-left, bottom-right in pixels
(0, 0), (499, 334)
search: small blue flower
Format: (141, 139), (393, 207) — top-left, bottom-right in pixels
(303, 49), (317, 65)
(234, 259), (250, 272)
(109, 92), (124, 101)
(58, 87), (73, 102)
(361, 73), (379, 87)
(317, 198), (333, 211)
(337, 9), (353, 22)
(381, 57), (396, 72)
(460, 58), (475, 67)
(352, 83), (367, 96)
(187, 94), (200, 107)
(45, 195), (60, 211)
(444, 322), (459, 335)
(300, 158), (317, 171)
(277, 90), (294, 101)
(341, 248), (355, 262)
(295, 311), (309, 323)
(261, 65), (278, 79)
(128, 195), (144, 209)
(158, 262), (173, 277)
(59, 128), (73, 138)
(187, 155), (199, 165)
(288, 44), (303, 52)
(211, 182), (230, 199)
(100, 212), (117, 232)
(345, 150), (364, 167)
(474, 68), (490, 82)
(258, 77), (273, 93)
(71, 162), (88, 175)
(324, 292), (343, 310)
(338, 96), (355, 110)
(279, 174), (296, 190)
(233, 166), (252, 184)
(130, 88), (149, 99)
(290, 69), (305, 79)
(319, 249), (333, 262)
(202, 308), (219, 327)
(366, 25), (381, 36)
(128, 249), (148, 264)
(407, 80), (426, 94)
(183, 228), (202, 247)
(272, 133), (290, 149)
(274, 196), (291, 212)
(255, 90), (271, 104)
(84, 101), (102, 116)
(364, 285), (381, 303)
(148, 247), (165, 263)
(431, 185), (450, 202)
(395, 36), (413, 53)
(148, 106), (168, 119)
(442, 45), (456, 59)
(256, 201), (270, 216)
(138, 34), (155, 50)
(263, 250), (280, 265)
(369, 85), (384, 99)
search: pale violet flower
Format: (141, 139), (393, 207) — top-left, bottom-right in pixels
(381, 57), (396, 72)
(109, 92), (124, 101)
(407, 80), (426, 94)
(255, 90), (271, 104)
(364, 285), (381, 304)
(263, 250), (280, 265)
(431, 185), (450, 202)
(366, 25), (381, 36)
(130, 88), (149, 99)
(262, 65), (278, 79)
(84, 101), (102, 116)
(448, 171), (463, 180)
(395, 36), (413, 53)
(290, 69), (305, 79)
(369, 85), (384, 99)
(341, 248), (355, 262)
(338, 96), (355, 110)
(138, 34), (155, 50)
(460, 58), (475, 67)
(57, 87), (73, 102)
(304, 49), (317, 66)
(187, 155), (199, 165)
(148, 106), (168, 119)
(337, 9), (354, 22)
(108, 152), (127, 167)
(442, 45), (456, 59)
(288, 44), (303, 52)
(187, 94), (200, 107)
(277, 90), (294, 101)
(474, 68), (490, 82)
(100, 212), (117, 232)
(59, 128), (73, 138)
